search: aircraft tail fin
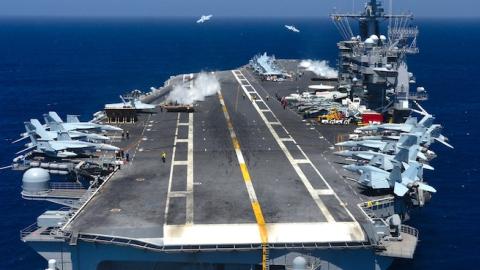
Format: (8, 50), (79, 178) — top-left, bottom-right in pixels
(389, 163), (402, 185)
(394, 182), (410, 197)
(44, 114), (65, 131)
(30, 119), (50, 139)
(408, 145), (420, 161)
(66, 115), (80, 123)
(120, 95), (127, 105)
(419, 114), (435, 128)
(427, 125), (454, 148)
(382, 142), (396, 152)
(369, 155), (394, 171)
(402, 162), (421, 182)
(57, 131), (72, 141)
(398, 134), (418, 147)
(48, 111), (64, 123)
(393, 146), (410, 163)
(404, 117), (418, 126)
(26, 129), (38, 145)
(24, 121), (36, 134)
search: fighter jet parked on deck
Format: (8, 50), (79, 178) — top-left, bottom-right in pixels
(18, 119), (110, 143)
(17, 131), (120, 158)
(336, 134), (420, 153)
(355, 102), (453, 149)
(337, 145), (432, 171)
(44, 112), (122, 132)
(357, 114), (431, 133)
(105, 95), (156, 111)
(285, 25), (300, 33)
(196, 15), (212, 24)
(344, 161), (436, 197)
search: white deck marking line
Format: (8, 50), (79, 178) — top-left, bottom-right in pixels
(237, 69), (358, 222)
(178, 123), (189, 126)
(176, 139), (189, 143)
(170, 191), (188, 197)
(294, 159), (310, 164)
(185, 113), (194, 224)
(173, 160), (188, 165)
(317, 189), (335, 195)
(164, 113), (181, 224)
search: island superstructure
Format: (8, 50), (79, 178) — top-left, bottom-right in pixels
(6, 1), (452, 269)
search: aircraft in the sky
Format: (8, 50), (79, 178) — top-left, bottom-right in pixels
(285, 25), (300, 33)
(44, 112), (123, 132)
(196, 15), (213, 24)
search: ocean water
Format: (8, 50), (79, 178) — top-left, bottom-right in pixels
(0, 18), (478, 270)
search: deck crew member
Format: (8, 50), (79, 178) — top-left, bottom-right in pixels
(161, 151), (166, 163)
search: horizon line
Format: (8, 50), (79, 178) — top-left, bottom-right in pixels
(0, 14), (479, 20)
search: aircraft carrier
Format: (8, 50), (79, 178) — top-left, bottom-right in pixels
(7, 1), (452, 269)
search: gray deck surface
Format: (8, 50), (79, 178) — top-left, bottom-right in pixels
(68, 66), (371, 245)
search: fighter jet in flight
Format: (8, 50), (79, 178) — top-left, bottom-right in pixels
(285, 25), (300, 33)
(196, 15), (213, 24)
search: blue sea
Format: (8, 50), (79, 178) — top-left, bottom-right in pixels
(0, 18), (479, 269)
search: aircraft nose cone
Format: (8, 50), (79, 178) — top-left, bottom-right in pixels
(100, 144), (120, 151)
(336, 141), (355, 147)
(343, 164), (359, 172)
(109, 126), (123, 132)
(334, 150), (351, 157)
(357, 126), (375, 132)
(95, 134), (110, 141)
(100, 125), (123, 132)
(59, 151), (77, 158)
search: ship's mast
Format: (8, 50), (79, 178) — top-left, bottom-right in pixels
(331, 0), (422, 122)
(331, 0), (416, 49)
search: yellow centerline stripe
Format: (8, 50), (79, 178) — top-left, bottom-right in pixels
(217, 91), (269, 269)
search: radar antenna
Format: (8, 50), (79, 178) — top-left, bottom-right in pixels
(331, 0), (419, 55)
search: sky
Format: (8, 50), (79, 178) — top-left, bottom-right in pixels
(0, 0), (478, 18)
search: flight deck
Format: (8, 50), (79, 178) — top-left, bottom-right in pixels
(66, 68), (370, 248)
(11, 2), (443, 268)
